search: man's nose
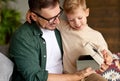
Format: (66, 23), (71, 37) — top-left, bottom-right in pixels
(53, 17), (60, 24)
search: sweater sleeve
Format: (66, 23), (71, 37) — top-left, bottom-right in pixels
(95, 32), (113, 56)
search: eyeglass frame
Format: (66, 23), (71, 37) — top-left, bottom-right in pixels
(31, 7), (63, 23)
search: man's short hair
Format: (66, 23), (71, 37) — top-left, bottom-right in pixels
(28, 0), (59, 12)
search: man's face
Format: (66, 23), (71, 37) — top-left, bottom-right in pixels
(33, 4), (62, 30)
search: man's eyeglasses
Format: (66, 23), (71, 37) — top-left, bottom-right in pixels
(31, 7), (63, 24)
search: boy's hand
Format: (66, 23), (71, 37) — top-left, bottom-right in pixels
(98, 49), (113, 73)
(26, 10), (32, 23)
(102, 49), (113, 66)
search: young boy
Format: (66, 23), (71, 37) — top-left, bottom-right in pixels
(57, 0), (113, 74)
(58, 0), (120, 80)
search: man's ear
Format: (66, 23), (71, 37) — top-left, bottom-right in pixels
(85, 8), (90, 17)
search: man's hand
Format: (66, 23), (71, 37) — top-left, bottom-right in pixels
(76, 67), (96, 79)
(48, 67), (96, 81)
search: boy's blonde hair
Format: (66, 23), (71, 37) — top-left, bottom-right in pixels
(63, 0), (87, 14)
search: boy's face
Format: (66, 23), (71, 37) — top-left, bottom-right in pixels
(66, 7), (89, 30)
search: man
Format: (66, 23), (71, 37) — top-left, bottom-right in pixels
(9, 0), (107, 81)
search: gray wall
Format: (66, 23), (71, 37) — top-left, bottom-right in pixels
(15, 0), (29, 23)
(9, 0), (29, 23)
(10, 0), (65, 23)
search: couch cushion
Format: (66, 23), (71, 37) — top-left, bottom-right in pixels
(0, 52), (14, 81)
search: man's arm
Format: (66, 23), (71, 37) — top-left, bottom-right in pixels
(47, 67), (95, 81)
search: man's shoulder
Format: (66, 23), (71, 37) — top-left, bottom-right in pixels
(15, 22), (32, 35)
(10, 22), (38, 45)
(13, 22), (38, 39)
(10, 22), (39, 51)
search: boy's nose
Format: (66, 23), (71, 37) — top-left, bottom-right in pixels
(74, 19), (81, 26)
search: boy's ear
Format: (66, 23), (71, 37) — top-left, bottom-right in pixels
(85, 8), (90, 17)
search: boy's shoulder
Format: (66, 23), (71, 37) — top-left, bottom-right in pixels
(57, 19), (70, 30)
(59, 19), (69, 26)
(87, 26), (102, 35)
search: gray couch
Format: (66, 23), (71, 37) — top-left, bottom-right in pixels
(0, 45), (14, 81)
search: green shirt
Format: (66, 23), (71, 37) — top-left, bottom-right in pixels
(9, 22), (63, 81)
